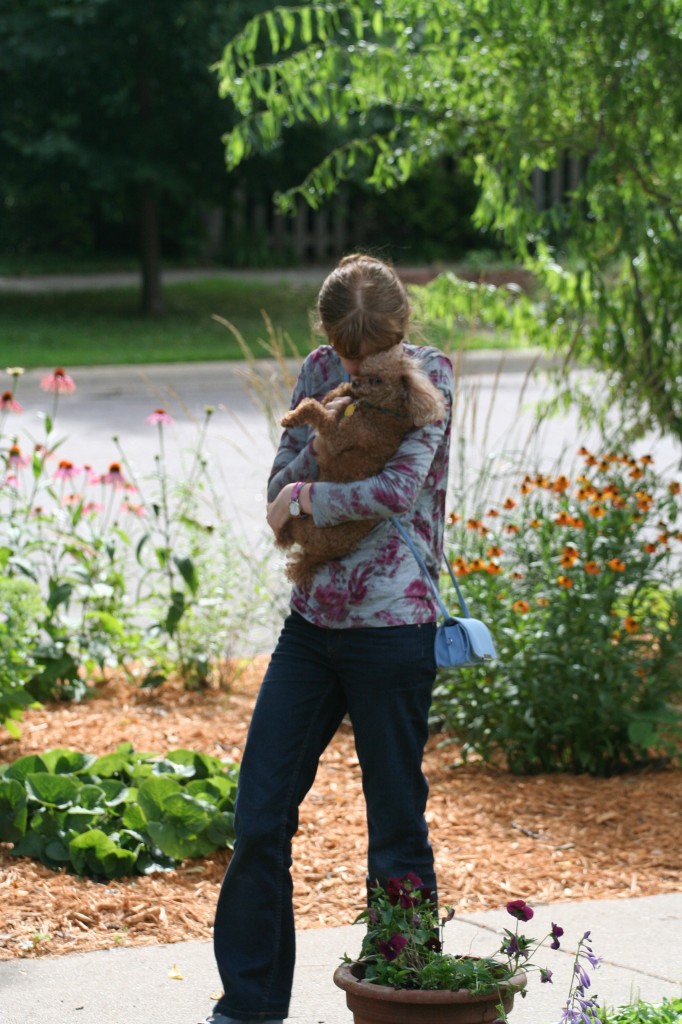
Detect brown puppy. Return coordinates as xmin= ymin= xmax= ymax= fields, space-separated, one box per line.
xmin=276 ymin=345 xmax=446 ymax=586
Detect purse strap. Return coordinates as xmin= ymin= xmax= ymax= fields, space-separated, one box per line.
xmin=390 ymin=517 xmax=471 ymax=620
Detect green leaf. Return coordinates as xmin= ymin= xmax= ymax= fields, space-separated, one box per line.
xmin=25 ymin=773 xmax=80 ymax=808
xmin=47 ymin=580 xmax=72 ymax=612
xmin=5 ymin=755 xmax=48 ymax=783
xmin=164 ymin=591 xmax=186 ymax=634
xmin=40 ymin=749 xmax=95 ymax=775
xmin=0 ymin=779 xmax=28 ymax=841
xmin=84 ymin=610 xmax=124 ymax=636
xmin=166 ymin=749 xmax=223 ymax=780
xmin=69 ymin=829 xmax=137 ymax=879
xmin=173 ymin=556 xmax=199 ymax=595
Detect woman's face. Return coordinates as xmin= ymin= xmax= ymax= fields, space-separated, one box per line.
xmin=338 ymin=354 xmax=364 ymax=378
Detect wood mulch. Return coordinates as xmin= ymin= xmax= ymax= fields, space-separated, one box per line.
xmin=1 ymin=657 xmax=680 ymax=961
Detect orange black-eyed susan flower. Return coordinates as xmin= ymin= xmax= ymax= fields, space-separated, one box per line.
xmin=639 ymin=454 xmax=654 ymax=465
xmin=642 ymin=542 xmax=657 ymax=554
xmin=469 ymin=558 xmax=487 ymax=572
xmin=557 ymin=575 xmax=574 ymax=588
xmin=559 ymin=547 xmax=579 ymax=568
xmin=584 ymin=561 xmax=600 ymax=575
xmin=503 ymin=497 xmax=518 ymax=509
xmin=623 ymin=616 xmax=639 ymax=633
xmin=504 ymin=524 xmax=519 ymax=535
xmin=628 ymin=466 xmax=644 ymax=480
xmin=512 ymin=600 xmax=531 ymax=614
xmin=447 ymin=512 xmax=461 ymax=524
xmin=668 ymin=481 xmax=681 ymax=496
xmin=608 ymin=558 xmax=626 ymax=572
xmin=487 ymin=546 xmax=504 ymax=558
xmin=576 ymin=486 xmax=597 ymax=501
xmin=555 ymin=511 xmax=574 ymax=526
xmin=588 ymin=503 xmax=605 ymax=518
xmin=485 ymin=562 xmax=502 ymax=575
xmin=512 ymin=571 xmax=525 ymax=580
xmin=577 ymin=446 xmax=592 ymax=457
xmin=520 ymin=481 xmax=534 ymax=495
xmin=536 ymin=597 xmax=550 ymax=607
xmin=529 ymin=518 xmax=542 ymax=529
xmin=486 ymin=508 xmax=500 ymax=518
xmin=552 ymin=475 xmax=570 ymax=493
xmin=466 ymin=518 xmax=483 ymax=531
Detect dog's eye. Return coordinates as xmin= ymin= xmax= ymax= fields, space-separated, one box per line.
xmin=368 ymin=376 xmax=383 ymax=386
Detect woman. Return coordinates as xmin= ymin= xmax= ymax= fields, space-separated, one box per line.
xmin=199 ymin=254 xmax=453 ymax=1024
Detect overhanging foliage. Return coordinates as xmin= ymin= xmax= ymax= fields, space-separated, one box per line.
xmin=216 ymin=0 xmax=682 ymax=439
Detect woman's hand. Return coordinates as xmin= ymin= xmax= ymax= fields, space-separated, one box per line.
xmin=266 ymin=482 xmax=312 ymax=535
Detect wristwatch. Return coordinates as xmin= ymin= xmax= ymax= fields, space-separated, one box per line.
xmin=288 ymin=481 xmax=308 ymax=518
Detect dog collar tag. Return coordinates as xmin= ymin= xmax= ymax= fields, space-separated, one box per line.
xmin=344 ymin=403 xmax=356 ymax=417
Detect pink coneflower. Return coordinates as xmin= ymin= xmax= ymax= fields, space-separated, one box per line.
xmin=0 ymin=391 xmax=22 ymax=413
xmin=83 ymin=501 xmax=103 ymax=514
xmin=83 ymin=465 xmax=102 ymax=485
xmin=40 ymin=367 xmax=76 ymax=393
xmin=62 ymin=493 xmax=83 ymax=506
xmin=145 ymin=408 xmax=174 ymax=425
xmin=53 ymin=459 xmax=81 ymax=480
xmin=8 ymin=443 xmax=29 ymax=468
xmin=102 ymin=462 xmax=127 ymax=487
xmin=2 ymin=474 xmax=19 ymax=489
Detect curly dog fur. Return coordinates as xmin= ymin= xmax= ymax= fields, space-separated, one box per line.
xmin=275 ymin=345 xmax=446 ymax=586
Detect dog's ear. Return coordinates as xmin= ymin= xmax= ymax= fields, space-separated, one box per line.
xmin=403 ymin=365 xmax=446 ymax=426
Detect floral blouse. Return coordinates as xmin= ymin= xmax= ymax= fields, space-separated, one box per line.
xmin=268 ymin=343 xmax=454 ymax=628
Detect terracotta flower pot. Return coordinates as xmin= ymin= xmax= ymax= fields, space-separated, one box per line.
xmin=333 ymin=961 xmax=527 ymax=1024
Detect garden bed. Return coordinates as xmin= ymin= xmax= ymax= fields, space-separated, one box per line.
xmin=1 ymin=657 xmax=680 ymax=960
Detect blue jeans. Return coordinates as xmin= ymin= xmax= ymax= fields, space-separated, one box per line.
xmin=212 ymin=611 xmax=437 ymax=1021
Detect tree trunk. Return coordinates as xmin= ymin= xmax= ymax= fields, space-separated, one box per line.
xmin=139 ymin=182 xmax=165 ymax=316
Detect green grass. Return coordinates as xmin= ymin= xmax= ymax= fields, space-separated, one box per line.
xmin=1 ymin=275 xmax=509 ymax=369
xmin=2 ymin=278 xmax=322 ymax=368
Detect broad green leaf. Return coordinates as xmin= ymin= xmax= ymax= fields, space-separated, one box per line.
xmin=136 ymin=775 xmax=181 ymax=820
xmin=89 ymin=752 xmax=131 ymax=778
xmin=25 ymin=773 xmax=79 ymax=809
xmin=84 ymin=610 xmax=124 ymax=636
xmin=40 ymin=749 xmax=95 ymax=775
xmin=69 ymin=829 xmax=137 ymax=879
xmin=5 ymin=755 xmax=48 ymax=783
xmin=173 ymin=556 xmax=199 ymax=595
xmin=0 ymin=779 xmax=28 ymax=841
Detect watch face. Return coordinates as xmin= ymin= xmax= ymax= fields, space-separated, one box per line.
xmin=289 ymin=499 xmax=301 ymax=517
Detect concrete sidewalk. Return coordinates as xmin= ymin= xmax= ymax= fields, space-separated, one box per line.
xmin=1 ymin=894 xmax=680 ymax=1024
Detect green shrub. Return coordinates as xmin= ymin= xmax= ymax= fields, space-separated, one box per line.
xmin=601 ymin=998 xmax=682 ymax=1024
xmin=0 ymin=743 xmax=238 ymax=878
xmin=0 ymin=576 xmax=47 ymax=737
xmin=433 ymin=447 xmax=682 ymax=775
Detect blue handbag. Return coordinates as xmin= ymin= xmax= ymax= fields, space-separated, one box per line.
xmin=391 ymin=518 xmax=497 ymax=670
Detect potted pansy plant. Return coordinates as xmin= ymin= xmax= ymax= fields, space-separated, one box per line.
xmin=333 ymin=873 xmax=601 ymax=1024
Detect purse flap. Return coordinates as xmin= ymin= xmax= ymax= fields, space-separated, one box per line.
xmin=452 ymin=616 xmax=497 ymax=659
